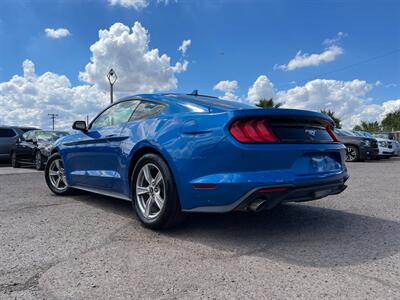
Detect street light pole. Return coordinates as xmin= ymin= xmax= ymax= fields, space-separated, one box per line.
xmin=107 ymin=69 xmax=118 ymax=104
xmin=48 ymin=113 xmax=58 ymax=130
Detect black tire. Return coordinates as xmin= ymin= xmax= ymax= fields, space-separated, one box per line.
xmin=131 ymin=153 xmax=184 ymax=230
xmin=345 ymin=145 xmax=359 ymax=162
xmin=11 ymin=151 xmax=20 ymax=168
xmin=45 ymin=153 xmax=74 ymax=195
xmin=35 ymin=151 xmax=44 ymax=170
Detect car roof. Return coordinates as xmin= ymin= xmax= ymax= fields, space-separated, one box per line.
xmin=0 ymin=126 xmax=38 ymax=129
xmin=118 ymin=93 xmax=255 ymax=112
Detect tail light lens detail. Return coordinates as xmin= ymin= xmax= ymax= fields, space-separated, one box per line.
xmin=326 ymin=126 xmax=339 ymax=142
xmin=230 ymin=119 xmax=278 ymax=143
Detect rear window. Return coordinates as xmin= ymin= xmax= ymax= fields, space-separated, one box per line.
xmin=0 ymin=128 xmax=16 ymax=138
xmin=130 ymin=102 xmax=164 ymax=121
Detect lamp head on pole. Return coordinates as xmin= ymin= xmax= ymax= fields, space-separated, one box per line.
xmin=107 ymin=68 xmax=117 ymax=85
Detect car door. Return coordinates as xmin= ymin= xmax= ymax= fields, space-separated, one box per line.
xmin=16 ymin=131 xmax=36 ymax=162
xmin=112 ymin=100 xmax=166 ymax=195
xmin=0 ymin=128 xmax=18 ymax=159
xmin=64 ymin=100 xmax=140 ymax=190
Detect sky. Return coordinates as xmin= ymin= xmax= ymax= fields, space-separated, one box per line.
xmin=0 ymin=0 xmax=399 ymax=130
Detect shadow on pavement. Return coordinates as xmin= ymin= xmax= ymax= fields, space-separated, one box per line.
xmin=69 ymin=192 xmax=400 ymax=269
xmin=168 ymin=205 xmax=400 ymax=268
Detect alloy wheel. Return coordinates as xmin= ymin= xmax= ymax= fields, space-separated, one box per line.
xmin=48 ymin=158 xmax=68 ymax=192
xmin=136 ymin=163 xmax=165 ymax=220
xmin=346 ymin=146 xmax=357 ymax=162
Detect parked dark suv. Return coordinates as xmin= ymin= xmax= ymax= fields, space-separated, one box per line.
xmin=334 ymin=128 xmax=379 ymax=162
xmin=0 ymin=126 xmax=39 ymax=162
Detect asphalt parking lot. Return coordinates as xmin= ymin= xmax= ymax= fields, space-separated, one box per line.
xmin=1 ymin=159 xmax=400 ymax=299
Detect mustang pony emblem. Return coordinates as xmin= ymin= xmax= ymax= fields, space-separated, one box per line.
xmin=305 ymin=128 xmax=317 ymax=137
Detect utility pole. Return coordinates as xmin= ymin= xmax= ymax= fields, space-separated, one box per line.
xmin=107 ymin=69 xmax=117 ymax=104
xmin=48 ymin=113 xmax=58 ymax=130
xmin=86 ymin=115 xmax=89 ymax=125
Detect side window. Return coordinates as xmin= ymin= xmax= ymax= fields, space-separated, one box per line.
xmin=24 ymin=131 xmax=35 ymax=141
xmin=22 ymin=132 xmax=30 ymax=140
xmin=130 ymin=102 xmax=164 ymax=121
xmin=91 ymin=100 xmax=139 ymax=129
xmin=0 ymin=128 xmax=16 ymax=138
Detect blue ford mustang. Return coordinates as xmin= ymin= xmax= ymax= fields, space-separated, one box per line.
xmin=45 ymin=93 xmax=349 ymax=229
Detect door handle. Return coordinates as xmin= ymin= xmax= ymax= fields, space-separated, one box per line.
xmin=105 ymin=134 xmax=117 ymax=138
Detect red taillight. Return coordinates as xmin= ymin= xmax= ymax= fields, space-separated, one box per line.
xmin=326 ymin=126 xmax=339 ymax=142
xmin=192 ymin=183 xmax=217 ymax=189
xmin=229 ymin=119 xmax=278 ymax=143
xmin=256 ymin=187 xmax=288 ymax=193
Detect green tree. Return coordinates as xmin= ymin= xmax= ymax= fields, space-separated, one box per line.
xmin=381 ymin=109 xmax=400 ymax=131
xmin=320 ymin=109 xmax=342 ymax=128
xmin=256 ymin=98 xmax=282 ymax=109
xmin=353 ymin=121 xmax=381 ymax=133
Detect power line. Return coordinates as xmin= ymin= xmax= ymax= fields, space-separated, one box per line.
xmin=48 ymin=113 xmax=58 ymax=130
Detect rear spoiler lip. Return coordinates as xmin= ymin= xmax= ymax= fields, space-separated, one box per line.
xmin=230 ymin=108 xmax=335 ymax=127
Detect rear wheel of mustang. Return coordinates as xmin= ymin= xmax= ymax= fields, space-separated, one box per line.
xmin=45 ymin=153 xmax=73 ymax=195
xmin=132 ymin=153 xmax=184 ymax=229
xmin=346 ymin=145 xmax=359 ymax=162
xmin=11 ymin=151 xmax=20 ymax=168
xmin=35 ymin=151 xmax=44 ymax=170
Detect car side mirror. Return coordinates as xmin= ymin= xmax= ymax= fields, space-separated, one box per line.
xmin=72 ymin=120 xmax=87 ymax=132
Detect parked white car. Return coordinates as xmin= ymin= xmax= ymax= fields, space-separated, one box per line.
xmin=392 ymin=140 xmax=400 ymax=156
xmin=375 ymin=137 xmax=395 ymax=158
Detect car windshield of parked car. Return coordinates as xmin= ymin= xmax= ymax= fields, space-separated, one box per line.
xmin=361 ymin=132 xmax=374 ymax=138
xmin=334 ymin=128 xmax=355 ymax=137
xmin=352 ymin=131 xmax=364 ymax=137
xmin=374 ymin=133 xmax=391 ymax=139
xmin=91 ymin=100 xmax=139 ymax=129
xmin=36 ymin=131 xmax=68 ymax=142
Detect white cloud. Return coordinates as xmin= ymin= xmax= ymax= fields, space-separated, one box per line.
xmin=275 ymin=45 xmax=343 ymax=71
xmin=45 ymin=28 xmax=71 ymax=39
xmin=212 ymin=76 xmax=399 ymax=129
xmin=213 ymin=80 xmax=239 ymax=100
xmin=108 ymin=0 xmax=148 ymax=9
xmin=108 ymin=0 xmax=176 ymax=9
xmin=323 ymin=32 xmax=347 ymax=46
xmin=79 ymin=21 xmax=188 ymax=93
xmin=247 ymin=75 xmax=275 ymax=103
xmin=275 ymin=79 xmax=399 ymax=128
xmin=0 ymin=60 xmax=107 ymax=129
xmin=178 ymin=39 xmax=191 ymax=55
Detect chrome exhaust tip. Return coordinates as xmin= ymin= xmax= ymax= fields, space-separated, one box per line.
xmin=248 ymin=198 xmax=267 ymax=212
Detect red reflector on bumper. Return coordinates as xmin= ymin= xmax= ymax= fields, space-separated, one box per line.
xmin=192 ymin=184 xmax=217 ymax=189
xmin=256 ymin=187 xmax=288 ymax=193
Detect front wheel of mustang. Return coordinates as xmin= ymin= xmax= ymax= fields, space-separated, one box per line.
xmin=45 ymin=153 xmax=73 ymax=195
xmin=132 ymin=153 xmax=184 ymax=229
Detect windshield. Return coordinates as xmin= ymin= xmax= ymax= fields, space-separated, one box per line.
xmin=374 ymin=133 xmax=391 ymax=139
xmin=360 ymin=131 xmax=373 ymax=138
xmin=334 ymin=128 xmax=355 ymax=137
xmin=352 ymin=131 xmax=364 ymax=137
xmin=36 ymin=131 xmax=68 ymax=142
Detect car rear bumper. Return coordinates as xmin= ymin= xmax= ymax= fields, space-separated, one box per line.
xmin=183 ymin=172 xmax=349 ymax=213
